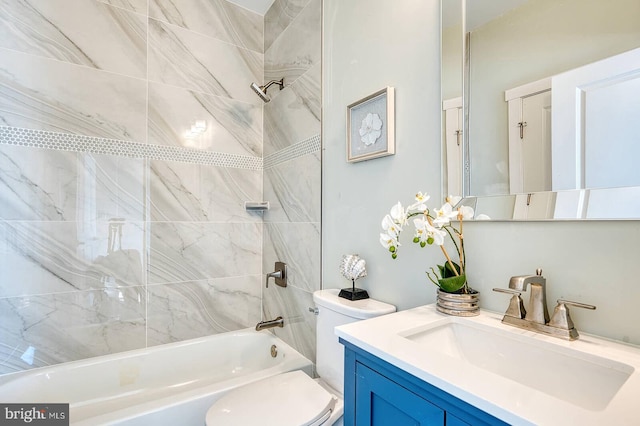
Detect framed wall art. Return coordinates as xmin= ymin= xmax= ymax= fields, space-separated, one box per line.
xmin=346 ymin=87 xmax=395 ymax=163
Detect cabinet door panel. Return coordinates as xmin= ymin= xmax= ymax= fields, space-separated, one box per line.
xmin=355 ymin=363 xmax=444 ymax=426
xmin=446 ymin=412 xmax=471 ymax=426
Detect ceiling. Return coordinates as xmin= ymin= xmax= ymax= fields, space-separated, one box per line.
xmin=227 ymin=0 xmax=276 ymax=15
xmin=443 ymin=0 xmax=529 ymax=31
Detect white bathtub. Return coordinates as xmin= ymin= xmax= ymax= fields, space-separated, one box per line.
xmin=0 ymin=329 xmax=312 ymax=425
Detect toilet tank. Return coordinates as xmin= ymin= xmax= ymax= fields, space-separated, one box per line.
xmin=313 ymin=289 xmax=395 ymax=394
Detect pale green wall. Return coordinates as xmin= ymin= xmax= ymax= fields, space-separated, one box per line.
xmin=322 ymin=0 xmax=442 ymax=310
xmin=441 ymin=22 xmax=463 ymax=101
xmin=322 ymin=0 xmax=640 ymax=346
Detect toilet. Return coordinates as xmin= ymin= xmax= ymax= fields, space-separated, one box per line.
xmin=205 ymin=289 xmax=395 ymax=426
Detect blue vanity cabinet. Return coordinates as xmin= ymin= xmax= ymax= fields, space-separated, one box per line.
xmin=341 ymin=339 xmax=508 ymax=426
xmin=355 ymin=363 xmax=445 ymax=424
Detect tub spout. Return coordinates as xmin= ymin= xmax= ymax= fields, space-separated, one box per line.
xmin=255 ymin=316 xmax=284 ymax=331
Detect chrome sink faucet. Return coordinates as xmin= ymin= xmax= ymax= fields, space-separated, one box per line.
xmin=494 ymin=268 xmax=596 ymax=340
xmin=508 ymin=268 xmax=549 ymax=325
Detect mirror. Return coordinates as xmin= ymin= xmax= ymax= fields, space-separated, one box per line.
xmin=442 ymin=0 xmax=640 ymax=220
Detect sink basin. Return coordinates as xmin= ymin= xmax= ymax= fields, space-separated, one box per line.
xmin=400 ymin=318 xmax=634 ymax=411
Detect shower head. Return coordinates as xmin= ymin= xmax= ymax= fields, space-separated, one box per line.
xmin=250 ymin=82 xmax=270 ymax=102
xmin=249 ymin=78 xmax=284 ymax=103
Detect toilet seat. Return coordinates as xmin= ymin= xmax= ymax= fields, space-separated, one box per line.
xmin=205 ymin=370 xmax=337 ymax=426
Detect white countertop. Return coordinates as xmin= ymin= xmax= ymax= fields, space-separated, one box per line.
xmin=335 ymin=304 xmax=640 ymax=425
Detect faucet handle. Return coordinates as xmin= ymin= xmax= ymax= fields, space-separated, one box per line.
xmin=265 ymin=270 xmax=281 ymax=288
xmin=549 ymin=299 xmax=596 ymax=333
xmin=493 ymin=288 xmax=526 ymax=319
xmin=265 ymin=261 xmax=287 ymax=288
xmin=493 ymin=288 xmax=521 ymax=295
xmin=558 ymin=299 xmax=596 ymax=311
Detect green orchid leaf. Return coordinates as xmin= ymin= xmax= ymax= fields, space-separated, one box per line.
xmin=438 ymin=274 xmax=467 ymax=293
xmin=441 ymin=261 xmax=462 ymax=278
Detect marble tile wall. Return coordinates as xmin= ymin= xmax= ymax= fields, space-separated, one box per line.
xmin=0 ymin=0 xmax=264 ymax=374
xmin=262 ymin=0 xmax=322 ymax=363
xmin=264 ymin=0 xmax=321 ymax=90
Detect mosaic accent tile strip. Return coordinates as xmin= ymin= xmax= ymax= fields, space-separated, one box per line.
xmin=0 ymin=126 xmax=262 ymax=170
xmin=0 ymin=127 xmax=319 ymax=170
xmin=263 ymin=134 xmax=321 ymax=169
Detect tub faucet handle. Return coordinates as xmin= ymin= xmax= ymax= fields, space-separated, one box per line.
xmin=266 ymin=261 xmax=287 ymax=288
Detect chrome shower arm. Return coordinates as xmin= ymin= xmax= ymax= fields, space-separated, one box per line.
xmin=249 ymin=78 xmax=284 ymax=103
xmin=261 ymin=78 xmax=284 ymax=92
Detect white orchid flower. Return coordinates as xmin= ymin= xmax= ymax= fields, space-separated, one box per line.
xmin=412 ymin=217 xmax=429 ymax=242
xmin=415 ymin=192 xmax=430 ymax=203
xmin=419 ymin=220 xmax=447 ymax=245
xmin=381 ymin=214 xmax=402 ymax=237
xmin=475 ymin=213 xmax=491 ymax=220
xmin=379 ymin=191 xmax=472 ymax=285
xmin=446 ymin=195 xmax=462 ymax=206
xmin=459 ymin=205 xmax=475 ymax=220
xmin=427 ymin=222 xmax=446 ymax=245
xmin=407 ymin=191 xmax=430 ymax=212
xmin=379 ymin=232 xmax=399 ymax=249
xmin=389 ymin=202 xmax=407 ymax=225
xmin=413 ymin=217 xmax=446 ymax=246
xmin=433 ymin=202 xmax=458 ymax=227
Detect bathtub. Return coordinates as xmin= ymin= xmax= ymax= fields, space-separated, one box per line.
xmin=0 ymin=329 xmax=312 ymax=425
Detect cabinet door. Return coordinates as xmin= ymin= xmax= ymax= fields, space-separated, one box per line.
xmin=446 ymin=412 xmax=471 ymax=426
xmin=355 ymin=363 xmax=445 ymax=426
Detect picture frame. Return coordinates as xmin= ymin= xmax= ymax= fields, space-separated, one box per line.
xmin=346 ymin=87 xmax=395 ymax=163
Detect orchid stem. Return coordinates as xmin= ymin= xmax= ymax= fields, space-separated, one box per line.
xmin=458 ymin=208 xmax=465 ymax=271
xmin=427 ymin=268 xmax=440 ymax=287
xmin=457 ymin=208 xmax=468 ymax=293
xmin=426 ymin=214 xmax=459 ymax=277
xmin=440 ymin=246 xmax=459 ymax=276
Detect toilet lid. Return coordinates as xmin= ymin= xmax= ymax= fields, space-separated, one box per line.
xmin=206 ymin=371 xmax=336 ymax=426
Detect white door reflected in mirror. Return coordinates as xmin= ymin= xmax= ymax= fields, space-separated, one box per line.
xmin=553 ymin=48 xmax=640 ymax=191
xmin=506 ymin=79 xmax=552 ymax=194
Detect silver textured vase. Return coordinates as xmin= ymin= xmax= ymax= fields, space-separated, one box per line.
xmin=436 ymin=288 xmax=480 ymax=316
